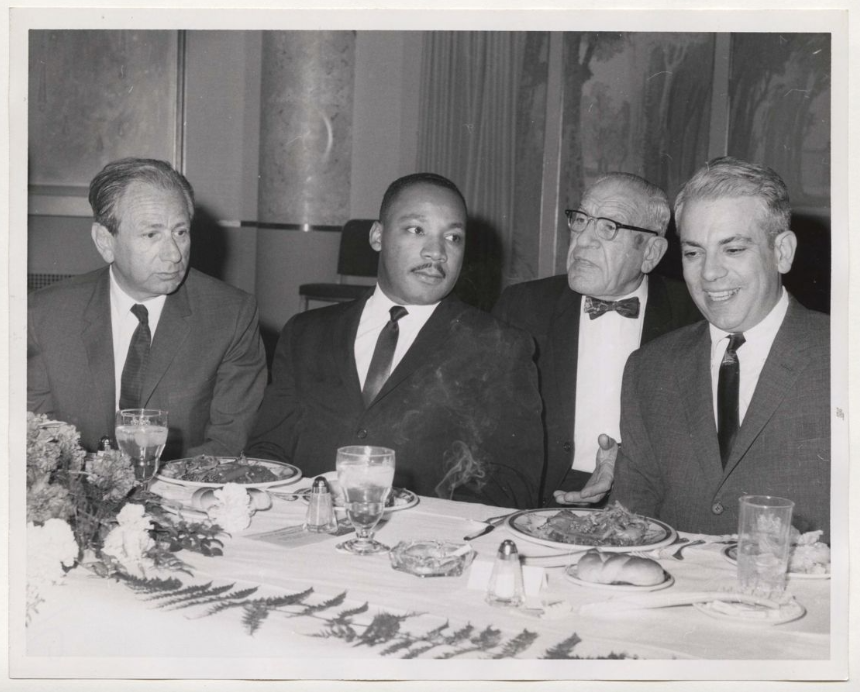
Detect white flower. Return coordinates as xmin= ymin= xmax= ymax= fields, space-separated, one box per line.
xmin=101 ymin=503 xmax=155 ymax=577
xmin=27 ymin=519 xmax=78 ymax=623
xmin=206 ymin=483 xmax=254 ymax=534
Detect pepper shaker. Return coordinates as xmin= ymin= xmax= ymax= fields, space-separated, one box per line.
xmin=486 ymin=539 xmax=525 ymax=607
xmin=304 ymin=477 xmax=338 ymax=533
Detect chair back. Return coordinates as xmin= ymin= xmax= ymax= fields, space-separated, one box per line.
xmin=337 ymin=219 xmax=379 ymax=278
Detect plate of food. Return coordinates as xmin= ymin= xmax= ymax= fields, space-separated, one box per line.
xmin=506 ymin=502 xmax=677 ymax=552
xmin=296 ymin=481 xmax=419 ymax=513
xmin=564 ymin=550 xmax=674 ymax=592
xmin=722 ymin=530 xmax=831 ymax=579
xmin=693 ymin=599 xmax=806 ymax=626
xmin=157 ymin=454 xmax=302 ymax=489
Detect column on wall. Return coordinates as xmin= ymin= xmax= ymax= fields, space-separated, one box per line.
xmin=254 ymin=31 xmax=356 ymax=348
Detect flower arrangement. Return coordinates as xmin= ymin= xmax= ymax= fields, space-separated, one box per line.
xmin=25 ymin=413 xmax=226 ymax=620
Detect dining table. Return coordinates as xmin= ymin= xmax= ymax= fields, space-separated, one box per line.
xmin=18 ymin=477 xmax=838 ymax=682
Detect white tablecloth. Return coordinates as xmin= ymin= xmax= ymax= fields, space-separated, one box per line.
xmin=18 ymin=488 xmax=835 ymax=680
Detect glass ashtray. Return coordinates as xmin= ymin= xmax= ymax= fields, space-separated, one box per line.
xmin=389 ymin=540 xmax=475 ymax=578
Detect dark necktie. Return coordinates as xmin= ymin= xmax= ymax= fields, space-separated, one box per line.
xmin=717 ymin=332 xmax=746 ymax=468
xmin=362 ymin=305 xmax=408 ymax=406
xmin=584 ymin=296 xmax=640 ymax=319
xmin=119 ymin=304 xmax=152 ymax=410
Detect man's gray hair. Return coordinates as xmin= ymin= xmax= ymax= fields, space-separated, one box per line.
xmin=674 ymin=156 xmax=790 ymax=241
xmin=590 ymin=172 xmax=671 ymax=237
xmin=89 ymin=158 xmax=195 ymax=235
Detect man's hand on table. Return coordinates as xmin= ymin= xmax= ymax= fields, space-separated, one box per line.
xmin=553 ymin=433 xmax=617 ymax=505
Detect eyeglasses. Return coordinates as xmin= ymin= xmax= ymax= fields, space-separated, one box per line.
xmin=564 ymin=209 xmax=659 ymax=241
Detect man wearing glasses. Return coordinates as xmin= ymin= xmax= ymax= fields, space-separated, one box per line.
xmin=493 ymin=173 xmax=700 ymax=507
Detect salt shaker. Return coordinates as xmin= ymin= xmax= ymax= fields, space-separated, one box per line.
xmin=486 ymin=539 xmax=524 ymax=607
xmin=304 ymin=477 xmax=338 ymax=533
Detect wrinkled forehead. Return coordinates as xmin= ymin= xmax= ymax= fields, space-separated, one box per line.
xmin=581 ymin=179 xmax=649 ymax=222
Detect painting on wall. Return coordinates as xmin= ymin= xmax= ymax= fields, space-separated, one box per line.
xmin=28 ymin=30 xmax=181 ymax=196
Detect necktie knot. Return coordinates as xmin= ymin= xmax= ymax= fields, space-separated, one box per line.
xmin=131 ymin=303 xmax=149 ymax=325
xmin=389 ymin=305 xmax=408 ymax=323
xmin=722 ymin=332 xmax=746 ymax=365
xmin=584 ymin=295 xmax=640 ymax=319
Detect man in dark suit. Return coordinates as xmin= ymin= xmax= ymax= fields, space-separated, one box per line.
xmin=493 ymin=173 xmax=701 ymax=507
xmin=246 ymin=173 xmax=543 ymax=508
xmin=610 ymin=157 xmax=830 ymax=539
xmin=28 ymin=158 xmax=268 ymax=460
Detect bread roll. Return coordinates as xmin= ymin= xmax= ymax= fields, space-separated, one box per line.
xmin=575 ymin=549 xmax=665 ymax=586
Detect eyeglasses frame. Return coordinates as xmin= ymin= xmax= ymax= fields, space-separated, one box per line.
xmin=564 ymin=208 xmax=660 ymax=241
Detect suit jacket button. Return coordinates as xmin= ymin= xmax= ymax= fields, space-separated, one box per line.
xmin=712 ymin=501 xmax=724 ymax=515
xmin=563 ymin=442 xmax=572 ymax=452
xmin=356 ymin=429 xmax=367 ymax=439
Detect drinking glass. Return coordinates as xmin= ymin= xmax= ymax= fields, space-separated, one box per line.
xmin=335 ymin=446 xmax=395 ymax=555
xmin=115 ymin=409 xmax=169 ymax=484
xmin=737 ymin=495 xmax=794 ymax=598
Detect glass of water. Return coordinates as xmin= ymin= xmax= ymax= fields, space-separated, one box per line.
xmin=737 ymin=495 xmax=794 ymax=598
xmin=115 ymin=409 xmax=169 ymax=484
xmin=335 ymin=446 xmax=395 ymax=555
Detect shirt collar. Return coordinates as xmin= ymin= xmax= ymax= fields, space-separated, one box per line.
xmin=708 ymin=286 xmax=789 ymax=347
xmin=368 ymin=284 xmax=440 ymax=321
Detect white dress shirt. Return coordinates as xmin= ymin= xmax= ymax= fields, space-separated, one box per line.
xmin=709 ymin=287 xmax=789 ymax=426
xmin=572 ymin=276 xmax=649 ymax=473
xmin=109 ymin=267 xmax=167 ymax=411
xmin=354 ymin=285 xmax=440 ymax=389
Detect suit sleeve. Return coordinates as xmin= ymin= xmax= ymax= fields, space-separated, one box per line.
xmin=188 ymin=296 xmax=268 ymax=457
xmin=27 ymin=302 xmax=56 ymax=417
xmin=609 ymin=351 xmax=665 ymax=516
xmin=459 ymin=326 xmax=544 ymax=510
xmin=244 ymin=316 xmax=301 ymax=462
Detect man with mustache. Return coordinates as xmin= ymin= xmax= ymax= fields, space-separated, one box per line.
xmin=608 ymin=157 xmax=830 ymax=538
xmin=28 ymin=158 xmax=268 ymax=459
xmin=247 ymin=173 xmax=543 ymax=507
xmin=493 ymin=173 xmax=701 ymax=506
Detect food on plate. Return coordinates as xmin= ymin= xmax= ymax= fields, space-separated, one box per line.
xmin=535 ymin=502 xmax=651 ymax=546
xmin=160 ymin=454 xmax=284 ymax=484
xmin=788 ymin=530 xmax=830 ymax=575
xmin=575 ymin=549 xmax=665 ymax=586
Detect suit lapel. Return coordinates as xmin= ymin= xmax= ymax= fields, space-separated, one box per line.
xmin=140 ymin=285 xmax=192 ymax=406
xmin=544 ymin=288 xmax=582 ymax=490
xmin=335 ymin=298 xmax=367 ymax=410
xmin=81 ymin=269 xmax=117 ymax=429
xmin=722 ymin=300 xmax=810 ymax=477
xmin=370 ymin=297 xmax=459 ymax=406
xmin=676 ymin=324 xmax=724 ymax=487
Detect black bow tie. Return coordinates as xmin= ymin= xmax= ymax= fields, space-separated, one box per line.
xmin=584 ymin=296 xmax=641 ymax=319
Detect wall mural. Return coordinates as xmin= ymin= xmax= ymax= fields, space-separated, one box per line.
xmin=28 ymin=30 xmax=179 ymax=190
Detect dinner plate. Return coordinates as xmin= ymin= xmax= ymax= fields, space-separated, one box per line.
xmin=722 ymin=544 xmax=831 ymax=580
xmin=296 ymin=484 xmax=420 ymax=513
xmin=157 ymin=457 xmax=302 ymax=489
xmin=506 ymin=508 xmax=677 ymax=553
xmin=564 ymin=565 xmax=675 ymax=592
xmin=693 ymin=599 xmax=805 ymax=626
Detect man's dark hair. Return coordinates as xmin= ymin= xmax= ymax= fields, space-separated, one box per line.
xmin=88 ymin=157 xmax=195 ymax=235
xmin=378 ymin=172 xmax=467 ymax=223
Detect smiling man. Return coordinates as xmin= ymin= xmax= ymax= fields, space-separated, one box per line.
xmin=28 ymin=158 xmax=268 ymax=459
xmin=246 ymin=173 xmax=543 ymax=507
xmin=493 ymin=173 xmax=701 ymax=506
xmin=609 ymin=157 xmax=830 ymax=539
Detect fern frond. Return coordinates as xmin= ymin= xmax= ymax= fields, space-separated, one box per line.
xmin=541 ymin=632 xmax=583 ymax=659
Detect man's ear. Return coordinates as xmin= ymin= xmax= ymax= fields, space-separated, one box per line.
xmin=774 ymin=230 xmax=797 ymax=274
xmin=91 ymin=223 xmax=115 ymax=264
xmin=369 ymin=221 xmax=383 ymax=252
xmin=640 ymin=235 xmax=668 ymax=274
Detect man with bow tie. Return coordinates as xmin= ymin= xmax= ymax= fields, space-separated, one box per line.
xmin=493 ymin=173 xmax=701 ymax=507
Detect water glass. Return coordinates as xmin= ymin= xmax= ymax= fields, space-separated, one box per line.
xmin=335 ymin=446 xmax=395 ymax=555
xmin=115 ymin=409 xmax=169 ymax=484
xmin=737 ymin=495 xmax=794 ymax=598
